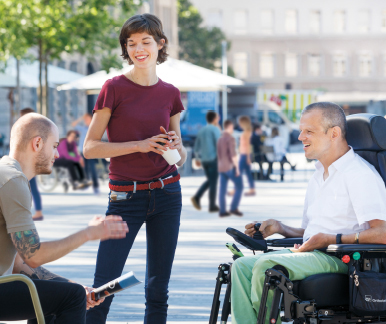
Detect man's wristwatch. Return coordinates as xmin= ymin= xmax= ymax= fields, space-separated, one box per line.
xmin=336 ymin=233 xmax=343 ymax=244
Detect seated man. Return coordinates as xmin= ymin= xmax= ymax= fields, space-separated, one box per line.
xmin=0 ymin=113 xmax=129 ymax=323
xmin=231 ymin=102 xmax=386 ymax=324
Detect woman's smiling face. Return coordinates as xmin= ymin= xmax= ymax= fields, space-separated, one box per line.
xmin=126 ymin=32 xmax=165 ymax=69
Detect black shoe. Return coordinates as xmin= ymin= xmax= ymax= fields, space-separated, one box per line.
xmin=230 ymin=209 xmax=243 ymax=217
xmin=219 ymin=212 xmax=231 ymax=217
xmin=191 ymin=196 xmax=201 ymax=210
xmin=209 ymin=206 xmax=220 ymax=212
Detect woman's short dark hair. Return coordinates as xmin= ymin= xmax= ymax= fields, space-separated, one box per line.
xmin=119 ymin=14 xmax=168 ymax=65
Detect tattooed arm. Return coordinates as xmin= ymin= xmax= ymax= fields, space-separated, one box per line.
xmin=9 ymin=215 xmax=128 ymax=268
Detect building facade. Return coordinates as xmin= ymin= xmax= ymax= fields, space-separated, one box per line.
xmin=189 ymin=0 xmax=386 ymax=93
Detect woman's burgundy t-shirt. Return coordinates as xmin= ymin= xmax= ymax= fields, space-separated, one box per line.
xmin=93 ymin=75 xmax=184 ymax=182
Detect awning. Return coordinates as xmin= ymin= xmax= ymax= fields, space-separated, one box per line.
xmin=0 ymin=59 xmax=85 ymax=88
xmin=57 ymin=58 xmax=243 ymax=93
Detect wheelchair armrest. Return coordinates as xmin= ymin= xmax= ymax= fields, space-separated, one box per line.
xmin=266 ymin=237 xmax=303 ymax=248
xmin=327 ymin=244 xmax=386 ymax=253
xmin=226 ymin=227 xmax=267 ymax=251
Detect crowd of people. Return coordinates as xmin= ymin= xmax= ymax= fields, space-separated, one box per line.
xmin=192 ymin=111 xmax=294 ymax=216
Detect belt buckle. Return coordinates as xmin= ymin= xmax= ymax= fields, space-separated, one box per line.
xmin=148 ymin=181 xmax=155 ymax=190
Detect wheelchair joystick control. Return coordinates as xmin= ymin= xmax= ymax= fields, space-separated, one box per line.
xmin=253 ymin=223 xmax=264 ymax=241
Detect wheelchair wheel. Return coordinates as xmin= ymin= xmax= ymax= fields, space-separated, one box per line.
xmin=36 ymin=169 xmax=58 ymax=192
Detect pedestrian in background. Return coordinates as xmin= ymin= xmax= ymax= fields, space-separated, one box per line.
xmin=191 ymin=111 xmax=221 ymax=212
xmin=265 ymin=126 xmax=288 ymax=181
xmin=72 ymin=113 xmax=100 ymax=194
xmin=217 ymin=120 xmax=243 ymax=217
xmin=251 ymin=123 xmax=265 ymax=180
xmin=20 ymin=108 xmax=43 ymax=221
xmin=238 ymin=116 xmax=256 ymax=196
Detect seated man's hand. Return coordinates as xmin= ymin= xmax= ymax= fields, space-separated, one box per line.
xmin=245 ymin=219 xmax=282 ymax=238
xmin=291 ymin=233 xmax=335 ymax=253
xmin=87 ymin=215 xmax=129 ymax=241
xmin=83 ymin=286 xmax=105 ymax=310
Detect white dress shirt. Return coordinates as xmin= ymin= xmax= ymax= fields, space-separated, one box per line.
xmin=302 ymin=147 xmax=386 ymax=241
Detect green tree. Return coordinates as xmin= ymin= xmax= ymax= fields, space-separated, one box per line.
xmin=0 ymin=0 xmax=139 ymax=116
xmin=177 ymin=0 xmax=229 ymax=71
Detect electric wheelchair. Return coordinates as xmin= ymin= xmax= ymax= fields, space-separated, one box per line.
xmin=209 ymin=113 xmax=386 ymax=324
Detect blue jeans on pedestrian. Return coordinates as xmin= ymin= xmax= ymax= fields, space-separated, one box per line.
xmin=239 ymin=154 xmax=255 ymax=189
xmin=194 ymin=159 xmax=218 ymax=209
xmin=219 ymin=168 xmax=243 ymax=213
xmin=29 ymin=177 xmax=42 ymax=211
xmin=86 ymin=171 xmax=182 ymax=324
xmin=82 ymin=154 xmax=99 ymax=189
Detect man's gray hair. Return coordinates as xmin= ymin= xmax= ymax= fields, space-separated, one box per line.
xmin=302 ymin=102 xmax=347 ymax=139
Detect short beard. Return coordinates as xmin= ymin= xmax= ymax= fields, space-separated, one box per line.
xmin=35 ymin=150 xmax=52 ymax=175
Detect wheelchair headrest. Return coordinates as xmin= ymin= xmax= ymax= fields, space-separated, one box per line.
xmin=346 ymin=114 xmax=386 ymax=151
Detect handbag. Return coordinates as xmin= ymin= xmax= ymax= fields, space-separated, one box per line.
xmin=349 ymin=262 xmax=386 ymax=316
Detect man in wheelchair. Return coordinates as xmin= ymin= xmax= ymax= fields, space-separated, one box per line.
xmin=224 ymin=103 xmax=386 ymax=324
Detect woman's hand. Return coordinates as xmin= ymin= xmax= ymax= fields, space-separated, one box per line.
xmin=137 ymin=134 xmax=170 ymax=155
xmin=160 ymin=126 xmax=182 ymax=151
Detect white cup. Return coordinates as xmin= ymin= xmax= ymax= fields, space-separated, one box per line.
xmin=162 ymin=145 xmax=181 ymax=165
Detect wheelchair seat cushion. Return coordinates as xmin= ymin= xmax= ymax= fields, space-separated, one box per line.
xmin=292 ymin=273 xmax=349 ymax=307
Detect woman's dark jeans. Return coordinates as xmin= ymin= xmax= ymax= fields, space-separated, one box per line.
xmin=239 ymin=154 xmax=255 ymax=189
xmin=86 ymin=172 xmax=182 ymax=324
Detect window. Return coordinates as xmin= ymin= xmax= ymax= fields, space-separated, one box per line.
xmin=268 ymin=112 xmax=284 ymax=124
xmin=359 ymin=53 xmax=372 ymax=77
xmin=308 ymin=54 xmax=321 ymax=76
xmin=382 ymin=10 xmax=386 ymax=32
xmin=285 ymin=10 xmax=298 ymax=34
xmin=334 ymin=11 xmax=346 ymax=33
xmin=358 ymin=10 xmax=370 ymax=33
xmin=285 ymin=53 xmax=298 ymax=77
xmin=57 ymin=61 xmax=66 ymax=69
xmin=234 ymin=10 xmax=248 ymax=34
xmin=69 ymin=61 xmax=78 ymax=73
xmin=333 ymin=54 xmax=347 ymax=77
xmin=207 ymin=9 xmax=222 ymax=29
xmin=261 ymin=9 xmax=274 ymax=34
xmin=310 ymin=10 xmax=321 ymax=33
xmin=234 ymin=52 xmax=248 ymax=79
xmin=260 ymin=53 xmax=274 ymax=78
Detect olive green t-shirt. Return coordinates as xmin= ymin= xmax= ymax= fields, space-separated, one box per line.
xmin=0 ymin=156 xmax=35 ymax=276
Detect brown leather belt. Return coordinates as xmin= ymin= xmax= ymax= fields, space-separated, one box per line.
xmin=109 ymin=174 xmax=180 ymax=192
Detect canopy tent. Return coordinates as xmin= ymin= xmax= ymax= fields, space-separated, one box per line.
xmin=0 ymin=59 xmax=85 ymax=88
xmin=57 ymin=58 xmax=243 ymax=93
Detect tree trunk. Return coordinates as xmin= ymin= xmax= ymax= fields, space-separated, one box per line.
xmin=16 ymin=58 xmax=21 ymax=116
xmin=44 ymin=54 xmax=49 ymax=118
xmin=38 ymin=39 xmax=43 ymax=114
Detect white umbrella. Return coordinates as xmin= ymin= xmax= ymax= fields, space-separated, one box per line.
xmin=57 ymin=58 xmax=243 ymax=92
xmin=0 ymin=60 xmax=85 ymax=88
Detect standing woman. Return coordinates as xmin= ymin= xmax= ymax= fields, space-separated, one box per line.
xmin=238 ymin=116 xmax=256 ymax=196
xmin=84 ymin=14 xmax=186 ymax=324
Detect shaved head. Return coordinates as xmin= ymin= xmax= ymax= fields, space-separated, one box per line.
xmin=11 ymin=113 xmax=56 ymax=152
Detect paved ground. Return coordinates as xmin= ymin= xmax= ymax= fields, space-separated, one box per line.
xmin=2 ymin=153 xmax=315 ymax=324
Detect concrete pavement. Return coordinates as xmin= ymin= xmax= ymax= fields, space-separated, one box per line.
xmin=2 ymin=153 xmax=315 ymax=323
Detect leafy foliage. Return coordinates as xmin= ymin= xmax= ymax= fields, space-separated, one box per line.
xmin=0 ymin=0 xmax=139 ymax=71
xmin=177 ymin=0 xmax=229 ymax=71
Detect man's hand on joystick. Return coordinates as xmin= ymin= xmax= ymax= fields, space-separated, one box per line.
xmin=253 ymin=223 xmax=264 ymax=240
xmin=245 ymin=219 xmax=282 ymax=239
